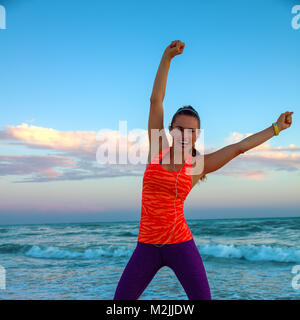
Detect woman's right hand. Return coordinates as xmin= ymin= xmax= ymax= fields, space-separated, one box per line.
xmin=163 ymin=40 xmax=185 ymax=60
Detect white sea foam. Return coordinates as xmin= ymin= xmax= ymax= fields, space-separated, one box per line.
xmin=23 ymin=242 xmax=300 ymax=263
xmin=198 ymin=243 xmax=300 ymax=263
xmin=24 ymin=245 xmax=130 ymax=259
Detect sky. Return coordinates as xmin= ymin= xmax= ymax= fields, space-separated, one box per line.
xmin=0 ymin=0 xmax=299 ymax=224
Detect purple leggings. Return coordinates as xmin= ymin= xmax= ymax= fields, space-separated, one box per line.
xmin=113 ymin=238 xmax=211 ymax=300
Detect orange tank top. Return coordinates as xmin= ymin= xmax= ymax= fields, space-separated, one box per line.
xmin=138 ymin=146 xmax=194 ymax=244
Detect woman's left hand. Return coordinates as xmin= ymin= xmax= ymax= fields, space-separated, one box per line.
xmin=276 ymin=111 xmax=294 ymax=132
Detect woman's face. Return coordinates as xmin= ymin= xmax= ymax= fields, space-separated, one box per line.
xmin=169 ymin=114 xmax=200 ymax=151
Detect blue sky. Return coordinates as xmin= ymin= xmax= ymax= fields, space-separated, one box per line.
xmin=0 ymin=0 xmax=299 ymax=224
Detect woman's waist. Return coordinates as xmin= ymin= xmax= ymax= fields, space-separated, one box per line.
xmin=141 ymin=202 xmax=184 ymax=215
xmin=138 ymin=213 xmax=193 ymax=243
xmin=140 ymin=207 xmax=186 ymax=223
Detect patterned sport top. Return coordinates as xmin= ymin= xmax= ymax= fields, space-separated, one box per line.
xmin=138 ymin=146 xmax=194 ymax=244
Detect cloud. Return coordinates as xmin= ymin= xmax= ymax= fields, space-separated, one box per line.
xmin=214 ymin=169 xmax=270 ymax=180
xmin=0 ymin=153 xmax=144 ymax=183
xmin=216 ymin=131 xmax=300 ymax=179
xmin=0 ymin=122 xmax=150 ymax=182
xmin=0 ymin=154 xmax=77 ymax=179
xmin=0 ymin=123 xmax=98 ymax=156
xmin=224 ymin=131 xmax=253 ymax=145
xmin=0 ymin=124 xmax=299 ymax=182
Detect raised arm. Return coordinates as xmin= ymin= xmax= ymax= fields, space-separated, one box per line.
xmin=238 ymin=111 xmax=293 ymax=154
xmin=196 ymin=111 xmax=294 ymax=178
xmin=147 ymin=40 xmax=185 ymax=164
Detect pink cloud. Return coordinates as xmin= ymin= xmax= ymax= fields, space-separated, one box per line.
xmin=1 ymin=122 xmax=98 ymax=154
xmin=0 ymin=154 xmax=77 ymax=176
xmin=39 ymin=168 xmax=63 ymax=178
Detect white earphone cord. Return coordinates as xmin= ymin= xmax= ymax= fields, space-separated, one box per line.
xmin=153 ymin=160 xmax=181 ymax=248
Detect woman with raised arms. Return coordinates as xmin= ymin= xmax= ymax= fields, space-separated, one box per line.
xmin=113 ymin=40 xmax=294 ymax=300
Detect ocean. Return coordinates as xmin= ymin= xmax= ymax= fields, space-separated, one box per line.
xmin=0 ymin=217 xmax=299 ymax=300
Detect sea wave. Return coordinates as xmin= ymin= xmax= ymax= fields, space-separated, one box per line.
xmin=116 ymin=231 xmax=138 ymax=237
xmin=1 ymin=240 xmax=300 ymax=263
xmin=24 ymin=245 xmax=131 ymax=259
xmin=0 ymin=242 xmax=131 ymax=259
xmin=198 ymin=243 xmax=300 ymax=263
xmin=191 ymin=219 xmax=300 ymax=237
xmin=192 ymin=225 xmax=264 ymax=236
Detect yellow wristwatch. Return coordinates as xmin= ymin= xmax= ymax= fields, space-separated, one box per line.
xmin=272 ymin=122 xmax=279 ymax=136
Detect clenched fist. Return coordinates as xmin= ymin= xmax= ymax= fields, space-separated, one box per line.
xmin=276 ymin=111 xmax=294 ymax=132
xmin=163 ymin=40 xmax=185 ymax=60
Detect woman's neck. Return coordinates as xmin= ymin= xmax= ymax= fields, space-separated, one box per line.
xmin=170 ymin=145 xmax=191 ymax=164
